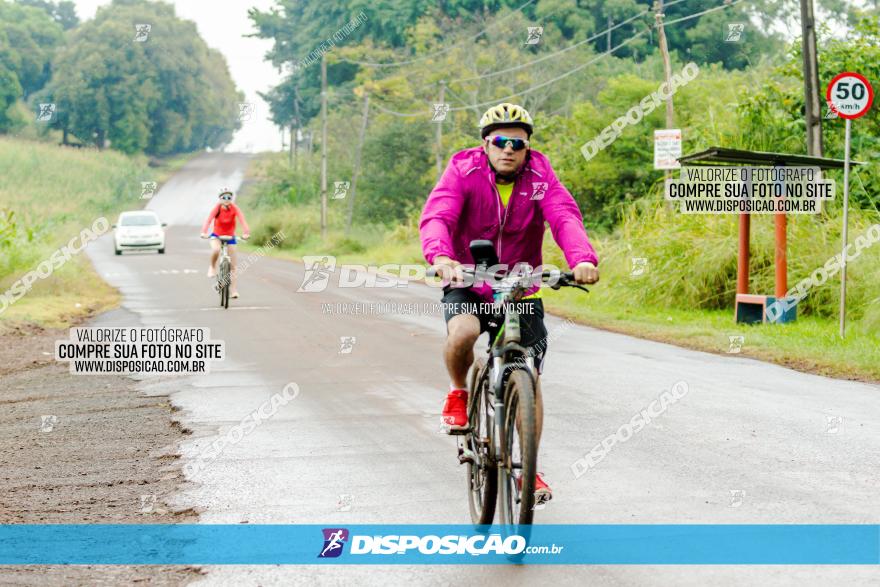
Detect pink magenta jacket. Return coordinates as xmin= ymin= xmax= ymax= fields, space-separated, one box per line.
xmin=420 ymin=147 xmax=598 ymax=299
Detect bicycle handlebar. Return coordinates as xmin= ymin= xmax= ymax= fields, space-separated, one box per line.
xmin=200 ymin=234 xmax=249 ymax=241
xmin=452 ymin=266 xmax=589 ymax=293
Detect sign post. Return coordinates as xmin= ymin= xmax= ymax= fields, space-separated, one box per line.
xmin=825 ymin=72 xmax=874 ymax=338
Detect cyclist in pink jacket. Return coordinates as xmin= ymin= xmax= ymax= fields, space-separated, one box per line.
xmin=420 ymin=103 xmax=599 ymax=503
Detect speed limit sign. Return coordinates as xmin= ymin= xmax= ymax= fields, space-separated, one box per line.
xmin=826 ymin=72 xmax=874 ymax=119
xmin=826 ymin=72 xmax=873 ymax=339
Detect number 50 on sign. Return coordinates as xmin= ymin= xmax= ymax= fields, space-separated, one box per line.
xmin=826 ymin=72 xmax=874 ymax=119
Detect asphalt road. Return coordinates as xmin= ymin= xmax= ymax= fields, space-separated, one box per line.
xmin=87 ymin=152 xmax=880 ymax=586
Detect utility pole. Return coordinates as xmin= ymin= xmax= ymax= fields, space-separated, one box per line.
xmin=654 ymin=0 xmax=674 ymax=130
xmin=607 ymin=16 xmax=612 ymax=52
xmin=346 ymin=92 xmax=370 ymax=234
xmin=654 ymin=0 xmax=675 ymax=191
xmin=292 ymin=88 xmax=301 ymax=170
xmin=435 ymin=80 xmax=446 ymax=181
xmin=320 ymin=53 xmax=328 ymax=240
xmin=800 ymin=0 xmax=823 ymax=157
xmin=288 ymin=125 xmax=294 ymax=166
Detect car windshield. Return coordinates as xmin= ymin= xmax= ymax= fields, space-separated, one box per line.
xmin=120 ymin=215 xmax=159 ymax=226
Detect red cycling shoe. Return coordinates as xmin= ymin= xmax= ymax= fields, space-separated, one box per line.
xmin=517 ymin=472 xmax=553 ymax=504
xmin=534 ymin=472 xmax=552 ymax=504
xmin=441 ymin=389 xmax=468 ymax=431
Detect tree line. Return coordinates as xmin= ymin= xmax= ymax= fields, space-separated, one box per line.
xmin=0 ymin=0 xmax=243 ymax=155
xmin=247 ymin=0 xmax=878 ymax=228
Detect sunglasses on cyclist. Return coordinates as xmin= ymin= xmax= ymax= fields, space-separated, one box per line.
xmin=486 ymin=135 xmax=530 ymax=151
xmin=219 ymin=193 xmax=233 ymax=201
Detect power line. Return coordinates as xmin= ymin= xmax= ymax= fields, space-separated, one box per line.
xmin=447 ymin=6 xmax=652 ymax=84
xmin=338 ymin=0 xmax=537 ymax=68
xmin=451 ymin=0 xmax=745 ymax=111
xmin=409 ymin=0 xmax=690 ymax=98
xmin=370 ymin=101 xmax=425 ymax=118
xmin=663 ymin=0 xmax=742 ymax=26
xmin=448 ymin=33 xmax=647 ymax=111
xmin=453 ymin=0 xmax=690 ymax=84
xmin=370 ymin=0 xmax=744 ymax=117
xmin=443 ymin=85 xmax=481 ymax=114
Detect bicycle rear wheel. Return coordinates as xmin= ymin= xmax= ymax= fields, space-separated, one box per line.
xmin=465 ymin=358 xmax=496 ymax=525
xmin=219 ymin=258 xmax=230 ymax=309
xmin=499 ymin=369 xmax=537 ymax=527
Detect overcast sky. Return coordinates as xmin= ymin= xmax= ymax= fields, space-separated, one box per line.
xmin=71 ymin=0 xmax=283 ymax=153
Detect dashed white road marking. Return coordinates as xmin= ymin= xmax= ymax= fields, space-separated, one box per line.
xmin=137 ymin=306 xmax=272 ymax=313
xmin=103 ymin=269 xmax=200 ymax=277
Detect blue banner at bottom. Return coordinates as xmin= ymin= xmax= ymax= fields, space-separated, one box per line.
xmin=0 ymin=525 xmax=878 ymax=565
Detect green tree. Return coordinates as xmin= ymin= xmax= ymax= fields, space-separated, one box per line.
xmin=0 ymin=0 xmax=65 ymax=132
xmin=42 ymin=0 xmax=243 ymax=154
xmin=359 ymin=119 xmax=434 ymax=222
xmin=0 ymin=66 xmax=23 ymax=131
xmin=16 ymin=0 xmax=79 ymax=30
xmin=0 ymin=1 xmax=64 ymax=96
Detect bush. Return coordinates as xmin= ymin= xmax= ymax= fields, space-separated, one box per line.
xmin=565 ymin=192 xmax=880 ymax=332
xmin=330 ymin=236 xmax=366 ymax=255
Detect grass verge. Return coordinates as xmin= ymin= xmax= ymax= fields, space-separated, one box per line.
xmin=238 ymin=155 xmax=880 ymax=383
xmin=0 ymin=138 xmax=197 ymax=330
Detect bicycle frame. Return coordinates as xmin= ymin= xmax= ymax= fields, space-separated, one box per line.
xmin=219 ymin=240 xmax=231 ymax=265
xmin=484 ymin=284 xmax=538 ymax=463
xmin=460 ymin=255 xmax=587 ymax=525
xmin=213 ymin=235 xmax=236 ymax=308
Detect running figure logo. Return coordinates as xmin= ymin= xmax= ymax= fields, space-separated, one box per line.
xmin=238 ymin=102 xmax=256 ymax=122
xmin=141 ymin=181 xmax=158 ymax=199
xmin=36 ymin=103 xmax=56 ymax=122
xmin=525 ymin=26 xmax=544 ymax=45
xmin=40 ymin=415 xmax=58 ymax=432
xmin=530 ymin=182 xmax=548 ymax=201
xmin=824 ymin=101 xmax=839 ymax=119
xmin=339 ymin=336 xmax=356 ymax=354
xmin=725 ymin=23 xmax=745 ymax=42
xmin=727 ymin=335 xmax=744 ymax=354
xmin=133 ymin=24 xmax=151 ymax=42
xmin=298 ymin=256 xmax=337 ymax=292
xmin=431 ymin=103 xmax=449 ymax=122
xmin=318 ymin=528 xmax=349 ymax=558
xmin=333 ymin=181 xmax=350 ymax=199
xmin=630 ymin=257 xmax=648 ymax=277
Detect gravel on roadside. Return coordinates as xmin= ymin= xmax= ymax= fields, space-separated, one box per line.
xmin=0 ymin=323 xmax=202 ymax=585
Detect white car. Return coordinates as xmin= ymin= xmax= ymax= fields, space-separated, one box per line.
xmin=113 ymin=211 xmax=166 ymax=255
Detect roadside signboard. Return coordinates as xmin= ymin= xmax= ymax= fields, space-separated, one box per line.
xmin=654 ymin=129 xmax=682 ymax=170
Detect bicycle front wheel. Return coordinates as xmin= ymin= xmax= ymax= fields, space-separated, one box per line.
xmin=219 ymin=259 xmax=230 ymax=309
xmin=465 ymin=358 xmax=496 ymax=525
xmin=499 ymin=369 xmax=537 ymax=527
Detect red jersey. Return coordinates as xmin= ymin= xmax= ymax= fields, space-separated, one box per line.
xmin=201 ymin=203 xmax=250 ymax=237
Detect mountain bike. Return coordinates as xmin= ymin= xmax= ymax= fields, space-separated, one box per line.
xmin=453 ymin=240 xmax=588 ymax=528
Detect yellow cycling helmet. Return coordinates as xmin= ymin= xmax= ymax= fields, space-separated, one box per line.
xmin=479 ymin=102 xmax=534 ymax=138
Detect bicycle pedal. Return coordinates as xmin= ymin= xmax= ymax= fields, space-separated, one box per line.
xmin=446 ymin=427 xmax=469 ymax=436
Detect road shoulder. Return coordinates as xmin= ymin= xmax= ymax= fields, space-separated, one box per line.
xmin=0 ymin=322 xmax=201 ymax=585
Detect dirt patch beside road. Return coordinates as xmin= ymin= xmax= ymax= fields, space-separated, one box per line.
xmin=0 ymin=323 xmax=201 ymax=585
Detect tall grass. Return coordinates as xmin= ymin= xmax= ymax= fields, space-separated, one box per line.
xmin=0 ymin=137 xmax=152 ymax=322
xmin=545 ymin=191 xmax=880 ymax=334
xmin=248 ymin=147 xmax=880 ymax=335
xmin=245 ymin=153 xmax=425 ymax=263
